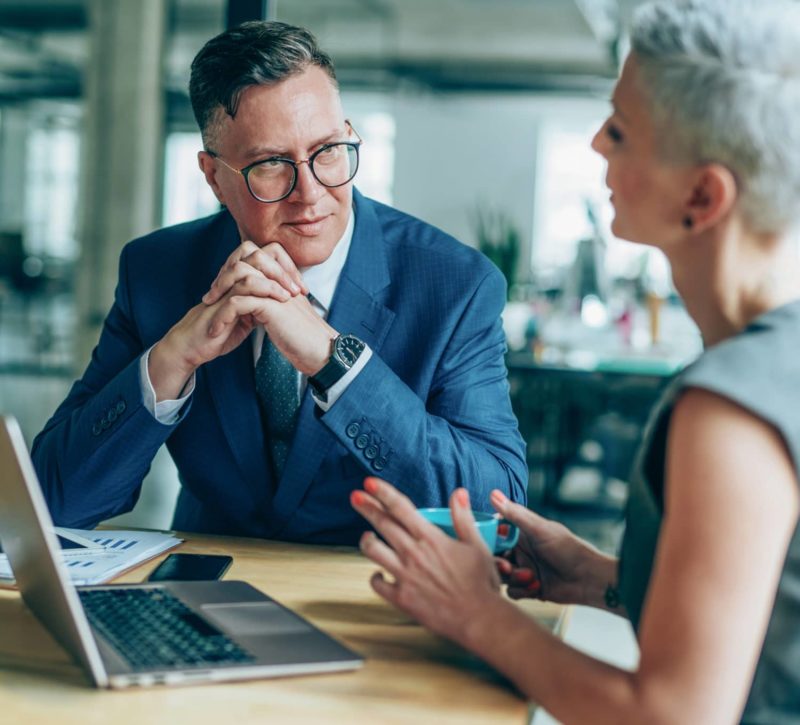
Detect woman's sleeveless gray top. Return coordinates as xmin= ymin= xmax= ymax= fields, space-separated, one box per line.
xmin=619 ymin=300 xmax=800 ymax=724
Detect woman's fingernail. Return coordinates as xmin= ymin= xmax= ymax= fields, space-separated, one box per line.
xmin=491 ymin=489 xmax=507 ymax=504
xmin=455 ymin=488 xmax=469 ymax=507
xmin=359 ymin=533 xmax=374 ymax=554
xmin=290 ymin=282 xmax=300 ymax=294
xmin=514 ymin=569 xmax=534 ymax=583
xmin=351 ymin=490 xmax=365 ymax=506
xmin=364 ymin=478 xmax=379 ymax=495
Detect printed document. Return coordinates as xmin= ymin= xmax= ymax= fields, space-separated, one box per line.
xmin=0 ymin=527 xmax=182 ymax=586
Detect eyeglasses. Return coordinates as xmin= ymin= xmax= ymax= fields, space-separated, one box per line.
xmin=207 ymin=121 xmax=362 ymax=203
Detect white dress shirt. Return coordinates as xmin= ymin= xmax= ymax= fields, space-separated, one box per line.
xmin=140 ymin=208 xmax=371 ymax=424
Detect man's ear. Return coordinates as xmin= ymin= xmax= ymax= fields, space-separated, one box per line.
xmin=198 ymin=151 xmax=227 ymax=206
xmin=684 ymin=163 xmax=738 ymax=232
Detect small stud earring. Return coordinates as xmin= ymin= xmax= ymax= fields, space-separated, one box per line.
xmin=682 ymin=216 xmax=694 ymax=229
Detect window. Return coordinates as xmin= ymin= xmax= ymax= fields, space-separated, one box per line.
xmin=346 ymin=109 xmax=395 ymax=205
xmin=24 ymin=112 xmax=81 ymax=260
xmin=532 ymin=106 xmax=671 ymax=292
xmin=162 ymin=132 xmax=221 ymax=227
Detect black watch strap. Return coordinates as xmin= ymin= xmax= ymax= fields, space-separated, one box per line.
xmin=309 ymin=334 xmax=365 ymax=397
xmin=308 ymin=357 xmax=346 ymax=395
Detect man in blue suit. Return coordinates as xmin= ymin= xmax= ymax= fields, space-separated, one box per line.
xmin=31 ymin=21 xmax=527 ymax=545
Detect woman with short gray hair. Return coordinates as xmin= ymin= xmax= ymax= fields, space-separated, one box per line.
xmin=351 ymin=0 xmax=800 ymax=721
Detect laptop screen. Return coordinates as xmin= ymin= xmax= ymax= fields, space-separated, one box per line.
xmin=0 ymin=416 xmax=108 ymax=686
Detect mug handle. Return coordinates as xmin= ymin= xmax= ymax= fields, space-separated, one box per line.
xmin=494 ymin=518 xmax=519 ymax=553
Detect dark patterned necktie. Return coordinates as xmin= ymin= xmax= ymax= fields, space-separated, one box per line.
xmin=254 ymin=334 xmax=300 ymax=480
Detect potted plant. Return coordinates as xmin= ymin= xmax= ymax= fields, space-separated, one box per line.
xmin=473 ymin=205 xmax=520 ymax=300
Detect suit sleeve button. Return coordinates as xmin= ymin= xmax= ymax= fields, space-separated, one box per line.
xmin=345 ymin=422 xmax=360 ymax=438
xmin=115 ymin=400 xmax=126 ymax=415
xmin=373 ymin=457 xmax=387 ymax=472
xmin=107 ymin=408 xmax=118 ymax=423
xmin=100 ymin=418 xmax=111 ymax=430
xmin=92 ymin=422 xmax=102 ymax=436
xmin=354 ymin=434 xmax=369 ymax=450
xmin=364 ymin=445 xmax=378 ymax=460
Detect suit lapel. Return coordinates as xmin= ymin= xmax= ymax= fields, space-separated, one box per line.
xmin=201 ymin=212 xmax=272 ymax=503
xmin=205 ymin=340 xmax=269 ymax=500
xmin=270 ymin=192 xmax=396 ymax=530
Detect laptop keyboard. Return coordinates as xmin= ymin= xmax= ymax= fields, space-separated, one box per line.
xmin=78 ymin=588 xmax=256 ymax=671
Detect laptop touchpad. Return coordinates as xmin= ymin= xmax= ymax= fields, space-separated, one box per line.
xmin=201 ymin=602 xmax=310 ymax=637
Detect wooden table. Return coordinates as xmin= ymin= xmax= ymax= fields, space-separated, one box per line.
xmin=0 ymin=533 xmax=567 ymax=724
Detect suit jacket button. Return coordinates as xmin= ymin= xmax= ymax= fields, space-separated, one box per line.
xmin=373 ymin=457 xmax=387 ymax=472
xmin=107 ymin=408 xmax=118 ymax=423
xmin=345 ymin=422 xmax=360 ymax=438
xmin=354 ymin=434 xmax=369 ymax=450
xmin=100 ymin=418 xmax=111 ymax=430
xmin=364 ymin=445 xmax=378 ymax=460
xmin=92 ymin=422 xmax=102 ymax=436
xmin=115 ymin=400 xmax=126 ymax=415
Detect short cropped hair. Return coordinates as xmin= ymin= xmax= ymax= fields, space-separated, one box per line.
xmin=631 ymin=0 xmax=800 ymax=233
xmin=189 ymin=21 xmax=337 ymax=149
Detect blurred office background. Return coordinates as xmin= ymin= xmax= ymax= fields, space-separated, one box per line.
xmin=3 ymin=0 xmax=705 ymax=701
xmin=0 ymin=0 xmax=701 ymax=545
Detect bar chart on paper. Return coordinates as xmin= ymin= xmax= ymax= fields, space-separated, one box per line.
xmin=0 ymin=528 xmax=182 ymax=586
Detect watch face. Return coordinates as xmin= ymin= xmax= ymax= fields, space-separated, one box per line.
xmin=335 ymin=335 xmax=365 ymax=366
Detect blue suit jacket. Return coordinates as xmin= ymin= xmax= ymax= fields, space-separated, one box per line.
xmin=32 ymin=191 xmax=527 ymax=544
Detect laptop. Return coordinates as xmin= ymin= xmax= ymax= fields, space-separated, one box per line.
xmin=0 ymin=415 xmax=363 ymax=688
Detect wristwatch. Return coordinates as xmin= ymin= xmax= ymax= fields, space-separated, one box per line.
xmin=308 ymin=333 xmax=366 ymax=400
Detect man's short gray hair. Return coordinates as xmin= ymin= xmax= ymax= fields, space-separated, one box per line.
xmin=631 ymin=0 xmax=800 ymax=233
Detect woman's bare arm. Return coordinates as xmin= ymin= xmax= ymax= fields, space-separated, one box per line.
xmin=355 ymin=388 xmax=799 ymax=724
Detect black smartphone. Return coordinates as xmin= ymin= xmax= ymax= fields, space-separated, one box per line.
xmin=147 ymin=553 xmax=233 ymax=582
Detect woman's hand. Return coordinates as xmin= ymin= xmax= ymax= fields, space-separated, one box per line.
xmin=490 ymin=490 xmax=618 ymax=609
xmin=351 ymin=477 xmax=504 ymax=645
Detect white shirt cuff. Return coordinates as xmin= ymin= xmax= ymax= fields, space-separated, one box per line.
xmin=311 ymin=345 xmax=372 ymax=412
xmin=139 ymin=346 xmax=195 ymax=425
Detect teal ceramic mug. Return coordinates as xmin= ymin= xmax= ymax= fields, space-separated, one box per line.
xmin=418 ymin=507 xmax=519 ymax=554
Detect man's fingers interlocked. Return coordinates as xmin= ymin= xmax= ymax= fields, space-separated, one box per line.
xmin=225 ymin=274 xmax=297 ymax=304
xmin=204 ymin=241 xmax=306 ymax=305
xmin=206 ymin=292 xmax=276 ymax=338
xmin=247 ymin=243 xmax=307 ymax=293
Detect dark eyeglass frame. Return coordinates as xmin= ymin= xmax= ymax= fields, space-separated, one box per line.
xmin=206 ymin=120 xmax=362 ymax=203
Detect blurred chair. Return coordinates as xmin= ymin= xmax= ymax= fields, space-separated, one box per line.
xmin=0 ymin=230 xmax=74 ymax=371
xmin=0 ymin=230 xmax=26 ymax=291
xmin=508 ymin=360 xmax=670 ymax=511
